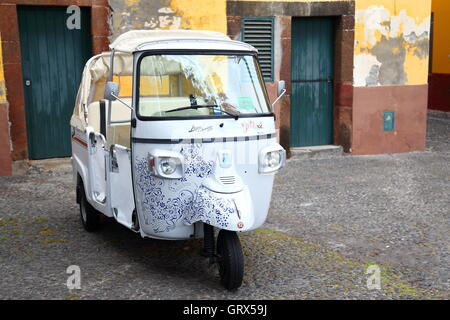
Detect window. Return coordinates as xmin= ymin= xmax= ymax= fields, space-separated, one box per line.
xmin=241 ymin=17 xmax=275 ymax=82
xmin=137 ymin=54 xmax=272 ymax=118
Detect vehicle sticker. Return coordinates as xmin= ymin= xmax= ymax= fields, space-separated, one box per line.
xmin=241 ymin=120 xmax=263 ymax=133
xmin=188 ymin=125 xmax=213 ymax=133
xmin=238 ymin=96 xmax=255 ymax=111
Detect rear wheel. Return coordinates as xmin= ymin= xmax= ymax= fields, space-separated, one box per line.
xmin=217 ymin=230 xmax=244 ymax=290
xmin=79 ymin=183 xmax=101 ymax=232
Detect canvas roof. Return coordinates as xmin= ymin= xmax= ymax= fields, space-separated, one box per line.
xmin=109 ymin=30 xmax=244 ymax=53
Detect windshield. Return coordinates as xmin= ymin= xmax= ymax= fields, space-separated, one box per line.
xmin=137 ymin=54 xmax=271 ymax=118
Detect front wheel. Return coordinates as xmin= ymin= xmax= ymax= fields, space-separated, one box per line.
xmin=217 ymin=230 xmax=244 ymax=290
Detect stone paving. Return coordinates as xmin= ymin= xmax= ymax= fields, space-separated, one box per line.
xmin=0 ymin=111 xmax=448 ymax=299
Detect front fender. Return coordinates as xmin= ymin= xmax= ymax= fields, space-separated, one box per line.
xmin=186 ymin=185 xmax=256 ymax=232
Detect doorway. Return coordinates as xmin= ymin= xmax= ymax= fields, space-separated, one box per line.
xmin=18 ymin=6 xmax=91 ymax=159
xmin=290 ymin=17 xmax=335 ymax=147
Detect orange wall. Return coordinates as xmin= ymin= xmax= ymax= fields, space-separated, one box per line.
xmin=431 ymin=0 xmax=450 ymax=74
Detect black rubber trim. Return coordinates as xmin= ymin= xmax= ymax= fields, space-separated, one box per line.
xmin=99 ymin=100 xmax=106 ymax=136
xmin=132 ymin=133 xmax=276 ymax=144
xmin=136 ymin=113 xmax=275 ymax=121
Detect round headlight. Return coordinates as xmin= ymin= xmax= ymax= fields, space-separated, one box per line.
xmin=266 ymin=151 xmax=281 ymax=168
xmin=160 ymin=158 xmax=178 ymax=175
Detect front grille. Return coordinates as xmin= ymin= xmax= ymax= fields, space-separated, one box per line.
xmin=219 ymin=176 xmax=236 ymax=185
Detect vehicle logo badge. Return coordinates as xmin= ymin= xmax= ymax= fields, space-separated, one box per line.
xmin=219 ymin=150 xmax=232 ymax=168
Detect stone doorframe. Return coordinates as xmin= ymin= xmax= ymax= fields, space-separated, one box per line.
xmin=226 ymin=1 xmax=355 ymax=153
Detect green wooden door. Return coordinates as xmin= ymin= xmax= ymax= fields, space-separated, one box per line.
xmin=18 ymin=6 xmax=91 ymax=159
xmin=291 ymin=17 xmax=334 ymax=147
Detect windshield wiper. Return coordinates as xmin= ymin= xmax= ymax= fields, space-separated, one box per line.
xmin=166 ymin=104 xmax=239 ymax=120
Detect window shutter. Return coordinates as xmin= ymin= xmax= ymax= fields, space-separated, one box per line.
xmin=241 ymin=17 xmax=274 ymax=82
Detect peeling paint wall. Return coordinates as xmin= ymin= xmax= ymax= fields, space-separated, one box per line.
xmin=354 ymin=0 xmax=431 ymax=87
xmin=353 ymin=1 xmax=430 ymax=155
xmin=109 ymin=0 xmax=227 ymax=40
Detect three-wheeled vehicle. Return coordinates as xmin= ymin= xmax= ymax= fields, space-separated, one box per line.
xmin=70 ymin=30 xmax=286 ymax=290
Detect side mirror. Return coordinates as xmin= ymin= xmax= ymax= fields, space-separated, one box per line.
xmin=104 ymin=81 xmax=134 ymax=111
xmin=272 ymin=80 xmax=287 ymax=109
xmin=104 ymin=81 xmax=119 ymax=101
xmin=277 ymin=80 xmax=286 ymax=96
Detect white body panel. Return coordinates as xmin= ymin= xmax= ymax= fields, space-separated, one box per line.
xmin=108 ymin=145 xmax=135 ymax=229
xmin=71 ymin=127 xmax=109 ymax=215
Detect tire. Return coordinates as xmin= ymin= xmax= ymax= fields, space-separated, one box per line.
xmin=79 ymin=183 xmax=101 ymax=232
xmin=217 ymin=230 xmax=244 ymax=290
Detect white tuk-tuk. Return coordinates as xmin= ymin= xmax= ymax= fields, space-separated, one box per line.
xmin=70 ymin=30 xmax=286 ymax=290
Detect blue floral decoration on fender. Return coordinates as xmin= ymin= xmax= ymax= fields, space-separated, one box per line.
xmin=185 ymin=186 xmax=236 ymax=229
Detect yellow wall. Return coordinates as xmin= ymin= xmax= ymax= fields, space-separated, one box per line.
xmin=110 ymin=0 xmax=226 ymax=40
xmin=431 ymin=0 xmax=450 ymax=74
xmin=171 ymin=0 xmax=227 ymax=33
xmin=227 ymin=0 xmax=350 ymax=2
xmin=354 ymin=0 xmax=431 ymax=86
xmin=0 ymin=33 xmax=6 ymax=104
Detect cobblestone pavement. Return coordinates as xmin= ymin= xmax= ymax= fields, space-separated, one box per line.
xmin=0 ymin=112 xmax=448 ymax=299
